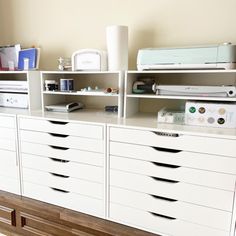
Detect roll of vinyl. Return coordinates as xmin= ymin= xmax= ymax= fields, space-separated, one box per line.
xmin=106 ymin=25 xmax=128 ymax=71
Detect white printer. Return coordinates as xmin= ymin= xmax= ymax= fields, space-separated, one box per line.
xmin=137 ymin=43 xmax=236 ymax=70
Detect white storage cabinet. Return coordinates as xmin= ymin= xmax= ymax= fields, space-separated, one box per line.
xmin=107 ymin=125 xmax=236 ymax=236
xmin=0 ymin=114 xmax=20 ymax=195
xmin=18 ymin=115 xmax=106 ymax=218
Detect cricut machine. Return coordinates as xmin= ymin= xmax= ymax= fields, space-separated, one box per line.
xmin=137 ymin=43 xmax=236 ymax=70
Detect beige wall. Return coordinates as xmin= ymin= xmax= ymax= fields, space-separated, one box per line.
xmin=0 ymin=0 xmax=236 ymax=70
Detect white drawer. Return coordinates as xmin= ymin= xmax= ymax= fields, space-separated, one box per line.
xmin=20 ymin=130 xmax=104 ymax=153
xmin=110 ymin=141 xmax=236 ymax=175
xmin=19 ymin=117 xmax=103 ymax=140
xmin=110 ymin=155 xmax=236 ymax=191
xmin=22 ymin=153 xmax=103 ymax=183
xmin=0 ymin=149 xmax=17 ymax=167
xmin=21 ymin=142 xmax=104 ymax=167
xmin=0 ymin=175 xmax=20 ymax=195
xmin=0 ymin=167 xmax=18 ymax=179
xmin=0 ymin=138 xmax=16 ymax=151
xmin=23 ymin=182 xmax=104 ymax=218
xmin=23 ymin=168 xmax=103 ymax=199
xmin=0 ymin=127 xmax=16 ymax=140
xmin=110 ymin=170 xmax=234 ymax=211
xmin=0 ymin=115 xmax=15 ymax=128
xmin=110 ymin=187 xmax=232 ymax=231
xmin=110 ymin=204 xmax=229 ymax=236
xmin=109 ymin=127 xmax=236 ymax=157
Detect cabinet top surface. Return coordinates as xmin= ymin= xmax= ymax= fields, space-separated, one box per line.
xmin=0 ymin=108 xmax=233 ymax=139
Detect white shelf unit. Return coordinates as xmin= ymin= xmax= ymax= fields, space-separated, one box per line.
xmin=41 ymin=71 xmax=124 ymax=118
xmin=0 ymin=71 xmax=41 ymax=111
xmin=124 ymin=70 xmax=236 ymax=120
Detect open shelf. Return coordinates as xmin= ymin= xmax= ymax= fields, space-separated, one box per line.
xmin=124 ymin=71 xmax=236 ymax=133
xmin=0 ymin=70 xmax=41 ymax=111
xmin=41 ymin=71 xmax=123 ymax=118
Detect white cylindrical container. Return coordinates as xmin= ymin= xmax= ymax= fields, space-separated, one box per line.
xmin=106 ymin=25 xmax=128 ymax=71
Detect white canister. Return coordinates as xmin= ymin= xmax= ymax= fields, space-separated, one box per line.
xmin=106 ymin=25 xmax=128 ymax=71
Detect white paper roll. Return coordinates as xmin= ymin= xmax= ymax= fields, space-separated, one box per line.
xmin=106 ymin=25 xmax=128 ymax=71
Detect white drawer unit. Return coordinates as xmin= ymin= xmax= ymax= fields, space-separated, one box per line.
xmin=110 ymin=203 xmax=229 ymax=236
xmin=108 ymin=126 xmax=236 ymax=236
xmin=110 ymin=141 xmax=236 ymax=175
xmin=110 ymin=155 xmax=236 ymax=191
xmin=109 ymin=127 xmax=236 ymax=157
xmin=0 ymin=114 xmax=20 ymax=195
xmin=110 ymin=169 xmax=233 ymax=211
xmin=0 ymin=115 xmax=15 ymax=128
xmin=0 ymin=175 xmax=20 ymax=195
xmin=21 ymin=142 xmax=104 ymax=167
xmin=19 ymin=116 xmax=106 ymax=218
xmin=0 ymin=127 xmax=16 ymax=151
xmin=20 ymin=130 xmax=104 ymax=153
xmin=23 ymin=168 xmax=103 ymax=199
xmin=22 ymin=153 xmax=103 ymax=183
xmin=19 ymin=117 xmax=103 ymax=139
xmin=110 ymin=187 xmax=232 ymax=231
xmin=23 ymin=182 xmax=104 ymax=218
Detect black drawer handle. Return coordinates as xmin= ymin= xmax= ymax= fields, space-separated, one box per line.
xmin=49 ymin=120 xmax=68 ymax=125
xmin=50 ymin=187 xmax=69 ymax=193
xmin=49 ymin=145 xmax=69 ymax=151
xmin=150 ymin=194 xmax=177 ymax=202
xmin=49 ymin=157 xmax=70 ymax=163
xmin=152 ymin=162 xmax=181 ymax=169
xmin=50 ymin=172 xmax=70 ymax=178
xmin=48 ymin=133 xmax=69 ymax=138
xmin=149 ymin=212 xmax=176 ymax=220
xmin=153 ymin=131 xmax=180 ymax=137
xmin=151 ymin=146 xmax=182 ymax=153
xmin=151 ymin=176 xmax=179 ymax=184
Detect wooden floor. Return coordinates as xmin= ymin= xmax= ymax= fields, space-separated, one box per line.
xmin=0 ymin=229 xmax=19 ymax=236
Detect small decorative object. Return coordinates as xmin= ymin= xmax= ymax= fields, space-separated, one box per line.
xmin=60 ymin=78 xmax=74 ymax=91
xmin=105 ymin=87 xmax=118 ymax=94
xmin=45 ymin=80 xmax=58 ymax=91
xmin=105 ymin=105 xmax=118 ymax=112
xmin=58 ymin=57 xmax=72 ymax=71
